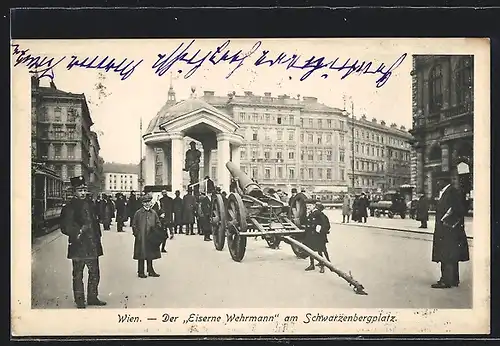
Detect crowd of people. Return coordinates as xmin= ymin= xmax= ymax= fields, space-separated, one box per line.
xmin=340 ymin=192 xmax=371 ymax=223
xmin=59 ymin=172 xmax=469 ymax=309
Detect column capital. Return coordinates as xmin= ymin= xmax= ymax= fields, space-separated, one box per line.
xmin=170 ymin=132 xmax=184 ymax=141
xmin=217 ymin=132 xmax=243 ymax=146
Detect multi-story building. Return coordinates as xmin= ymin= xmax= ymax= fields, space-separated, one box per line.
xmin=149 ymin=86 xmax=413 ymax=198
xmin=88 ymin=131 xmax=103 ymax=195
xmin=103 ymin=162 xmax=139 ymax=196
xmin=409 ymin=55 xmax=473 ymax=210
xmin=31 ymin=77 xmax=97 ymax=193
xmin=346 ymin=114 xmax=413 ymax=193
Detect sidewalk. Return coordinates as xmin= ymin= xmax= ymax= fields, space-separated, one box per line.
xmin=324 ymin=209 xmax=473 ymax=239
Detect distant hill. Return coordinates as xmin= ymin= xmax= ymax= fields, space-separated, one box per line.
xmin=103 ymin=162 xmax=140 ymax=174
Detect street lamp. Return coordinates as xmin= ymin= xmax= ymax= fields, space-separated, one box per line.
xmin=342 ymin=96 xmax=355 ymax=193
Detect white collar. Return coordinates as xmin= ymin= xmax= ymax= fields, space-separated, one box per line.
xmin=439 ymin=184 xmax=451 ymax=199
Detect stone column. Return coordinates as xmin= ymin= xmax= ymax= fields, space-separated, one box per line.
xmin=171 ymin=133 xmax=184 ymax=193
xmin=162 ymin=144 xmax=171 ymax=186
xmin=203 ymin=148 xmax=211 ymax=178
xmin=145 ymin=144 xmax=156 ymax=187
xmin=217 ymin=134 xmax=231 ymax=193
xmin=231 ymin=144 xmax=241 ymax=168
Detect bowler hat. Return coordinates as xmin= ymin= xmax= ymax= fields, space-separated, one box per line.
xmin=70 ymin=175 xmax=87 ymax=189
xmin=291 ymin=188 xmax=298 ymax=193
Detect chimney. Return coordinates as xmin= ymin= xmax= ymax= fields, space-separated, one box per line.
xmin=400 ymin=125 xmax=406 ymax=130
xmin=31 ymin=75 xmax=39 ymax=89
xmin=381 ymin=120 xmax=386 ymax=126
xmin=264 ymin=92 xmax=271 ymax=97
xmin=372 ymin=118 xmax=377 ymax=123
xmin=278 ymin=94 xmax=290 ymax=100
xmin=302 ymin=96 xmax=317 ymax=103
xmin=361 ymin=114 xmax=367 ymax=120
xmin=244 ymin=91 xmax=253 ymax=97
xmin=204 ymin=91 xmax=215 ymax=97
xmin=390 ymin=123 xmax=397 ymax=129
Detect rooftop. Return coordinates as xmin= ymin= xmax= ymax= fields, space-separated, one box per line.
xmin=103 ymin=162 xmax=140 ymax=174
xmin=145 ymin=97 xmax=232 ymax=135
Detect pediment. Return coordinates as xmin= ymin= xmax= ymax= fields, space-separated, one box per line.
xmin=159 ymin=107 xmax=239 ymax=135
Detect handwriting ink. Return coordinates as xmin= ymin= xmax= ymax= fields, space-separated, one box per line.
xmin=153 ymin=40 xmax=262 ymax=79
xmin=11 ymin=43 xmax=66 ymax=80
xmin=66 ymin=55 xmax=143 ymax=81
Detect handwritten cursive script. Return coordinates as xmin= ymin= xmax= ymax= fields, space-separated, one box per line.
xmin=11 ymin=43 xmax=66 ymax=80
xmin=66 ymin=55 xmax=144 ymax=81
xmin=152 ymin=40 xmax=262 ymax=79
xmin=254 ymin=50 xmax=407 ymax=88
xmin=12 ymin=41 xmax=407 ymax=88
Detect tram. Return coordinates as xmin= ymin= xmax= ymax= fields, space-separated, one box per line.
xmin=31 ymin=162 xmax=64 ymax=237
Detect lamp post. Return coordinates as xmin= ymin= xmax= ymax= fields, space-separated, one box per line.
xmin=342 ymin=95 xmax=355 ymax=193
xmin=139 ymin=117 xmax=144 ymax=193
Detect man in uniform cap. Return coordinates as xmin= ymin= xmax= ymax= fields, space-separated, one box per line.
xmin=304 ymin=202 xmax=332 ymax=273
xmin=60 ymin=176 xmax=106 ymax=308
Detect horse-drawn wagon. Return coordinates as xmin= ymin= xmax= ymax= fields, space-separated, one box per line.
xmin=209 ymin=161 xmax=368 ymax=295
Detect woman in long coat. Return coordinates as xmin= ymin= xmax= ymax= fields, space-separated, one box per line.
xmin=132 ymin=194 xmax=162 ymax=278
xmin=351 ymin=195 xmax=360 ymax=222
xmin=342 ymin=194 xmax=352 ymax=223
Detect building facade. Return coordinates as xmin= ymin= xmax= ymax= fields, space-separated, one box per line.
xmin=347 ymin=114 xmax=413 ymax=194
xmin=409 ymin=55 xmax=473 ymax=210
xmin=88 ymin=131 xmax=103 ymax=194
xmin=31 ymin=77 xmax=98 ymax=194
xmin=103 ymin=162 xmax=140 ymax=196
xmin=148 ymin=87 xmax=412 ymax=198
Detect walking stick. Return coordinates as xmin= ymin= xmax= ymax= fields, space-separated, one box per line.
xmin=282 ymin=236 xmax=368 ymax=295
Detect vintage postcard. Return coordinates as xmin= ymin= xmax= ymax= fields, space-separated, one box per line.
xmin=11 ymin=38 xmax=490 ymax=336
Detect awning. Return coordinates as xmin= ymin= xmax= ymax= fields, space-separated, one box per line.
xmin=399 ymin=184 xmax=416 ymax=189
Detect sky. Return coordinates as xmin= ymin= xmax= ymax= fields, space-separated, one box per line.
xmin=14 ymin=38 xmax=423 ymax=164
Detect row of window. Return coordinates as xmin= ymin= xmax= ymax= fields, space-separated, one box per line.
xmin=39 ymin=106 xmax=79 ymax=123
xmin=239 ymin=166 xmax=346 ymax=181
xmin=38 ymin=124 xmax=78 ymax=140
xmin=300 ymin=132 xmax=345 ymax=145
xmin=240 ymin=148 xmax=346 ymax=162
xmin=238 ymin=112 xmax=347 ymax=130
xmin=38 ymin=143 xmax=77 ymax=159
xmin=48 ymin=163 xmax=79 ymax=180
xmin=353 ymin=129 xmax=410 ymax=149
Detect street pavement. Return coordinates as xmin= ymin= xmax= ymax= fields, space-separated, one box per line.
xmin=31 ymin=220 xmax=472 ymax=310
xmin=324 ymin=209 xmax=474 ymax=238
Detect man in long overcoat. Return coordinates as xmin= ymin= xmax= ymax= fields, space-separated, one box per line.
xmin=416 ymin=191 xmax=430 ymax=228
xmin=132 ymin=194 xmax=162 ymax=278
xmin=60 ymin=176 xmax=106 ymax=308
xmin=100 ymin=194 xmax=115 ymax=230
xmin=359 ymin=192 xmax=369 ymax=223
xmin=115 ymin=193 xmax=127 ymax=232
xmin=304 ymin=203 xmax=332 ymax=273
xmin=172 ymin=190 xmax=183 ymax=234
xmin=127 ymin=191 xmax=141 ymax=224
xmin=431 ymin=178 xmax=470 ymax=288
xmin=182 ymin=187 xmax=196 ymax=235
xmin=158 ymin=190 xmax=174 ymax=252
xmin=351 ymin=195 xmax=361 ymax=222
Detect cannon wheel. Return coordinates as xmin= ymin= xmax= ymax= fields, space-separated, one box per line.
xmin=288 ymin=193 xmax=309 ymax=259
xmin=226 ymin=193 xmax=248 ymax=262
xmin=211 ymin=194 xmax=227 ymax=251
xmin=265 ymin=236 xmax=281 ymax=249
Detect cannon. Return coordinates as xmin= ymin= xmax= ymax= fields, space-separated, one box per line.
xmin=209 ymin=162 xmax=368 ymax=295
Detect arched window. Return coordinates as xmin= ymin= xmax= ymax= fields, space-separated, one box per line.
xmin=429 ymin=65 xmax=443 ymax=113
xmin=455 ymin=57 xmax=473 ymax=105
xmin=428 ymin=144 xmax=442 ymax=161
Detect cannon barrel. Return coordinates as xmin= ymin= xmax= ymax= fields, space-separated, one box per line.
xmin=226 ymin=161 xmax=263 ymax=198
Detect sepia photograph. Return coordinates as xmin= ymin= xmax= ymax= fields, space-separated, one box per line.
xmin=11 ymin=37 xmax=490 ymax=335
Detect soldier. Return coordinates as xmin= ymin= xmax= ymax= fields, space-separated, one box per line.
xmin=198 ymin=191 xmax=212 ymax=241
xmin=60 ymin=176 xmax=106 ymax=309
xmin=416 ymin=191 xmax=430 ymax=228
xmin=182 ymin=187 xmax=196 ymax=235
xmin=304 ymin=202 xmax=332 ymax=273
